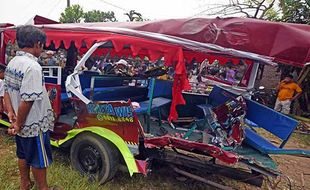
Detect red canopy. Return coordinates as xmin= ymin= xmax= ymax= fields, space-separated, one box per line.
xmin=0 ymin=23 xmax=14 ymax=28
xmin=32 ymin=15 xmax=59 ymax=25
xmin=2 ymin=24 xmax=274 ymax=65
xmin=20 ymin=17 xmax=308 ymax=67
xmin=0 ymin=19 xmax=284 ymax=120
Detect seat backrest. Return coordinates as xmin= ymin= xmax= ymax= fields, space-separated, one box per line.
xmin=79 ymin=72 xmax=100 ymax=90
xmin=245 ymin=99 xmax=298 ymax=147
xmin=145 ymin=78 xmax=173 ymax=114
xmin=209 ymin=85 xmax=298 ymax=147
xmin=208 ymin=85 xmax=233 ymax=106
xmin=147 ymin=79 xmax=173 ymax=99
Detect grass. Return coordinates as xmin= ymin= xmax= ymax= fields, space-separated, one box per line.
xmin=1 ymin=126 xmax=309 ymax=190
xmin=291 ymin=132 xmax=310 ymax=146
xmin=0 ymin=128 xmax=212 ymax=190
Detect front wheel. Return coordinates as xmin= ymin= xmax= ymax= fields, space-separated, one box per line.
xmin=70 ymin=132 xmax=119 ymax=184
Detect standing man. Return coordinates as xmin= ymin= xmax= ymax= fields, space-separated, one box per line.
xmin=274 ymin=74 xmax=302 ymax=114
xmin=4 ymin=25 xmax=55 ymax=190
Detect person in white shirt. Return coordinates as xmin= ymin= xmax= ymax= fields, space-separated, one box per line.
xmin=5 ymin=25 xmax=56 ymax=190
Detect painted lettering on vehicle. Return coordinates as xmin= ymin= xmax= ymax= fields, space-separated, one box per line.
xmin=87 ymin=103 xmax=134 ymax=123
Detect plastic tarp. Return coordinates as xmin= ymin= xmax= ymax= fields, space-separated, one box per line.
xmin=4 ymin=17 xmax=308 ymax=66
xmin=2 ymin=24 xmax=279 ymax=120
xmin=2 ymin=24 xmax=276 ymax=66
xmin=25 ymin=15 xmax=59 ymax=25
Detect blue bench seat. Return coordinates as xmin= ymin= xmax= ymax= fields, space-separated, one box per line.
xmin=83 ymin=86 xmax=148 ymax=102
xmin=245 ymin=128 xmax=310 ymax=157
xmin=135 ymin=97 xmax=171 ymax=114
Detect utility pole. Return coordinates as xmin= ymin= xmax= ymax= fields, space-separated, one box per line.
xmin=67 ymin=0 xmax=70 ymax=7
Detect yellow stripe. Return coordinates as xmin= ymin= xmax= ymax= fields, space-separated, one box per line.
xmin=39 ymin=132 xmax=48 ymax=167
xmin=126 ymin=141 xmax=138 ymax=146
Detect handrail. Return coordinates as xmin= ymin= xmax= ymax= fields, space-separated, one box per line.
xmin=42 ymin=66 xmax=62 ymax=85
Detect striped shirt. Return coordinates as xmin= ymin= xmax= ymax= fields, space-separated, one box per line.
xmin=4 ymin=51 xmax=54 ymax=137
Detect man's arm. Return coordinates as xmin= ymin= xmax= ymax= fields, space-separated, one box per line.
xmin=291 ymin=84 xmax=303 ymax=101
xmin=14 ymin=101 xmax=34 ymax=132
xmin=4 ymin=92 xmax=16 ymax=122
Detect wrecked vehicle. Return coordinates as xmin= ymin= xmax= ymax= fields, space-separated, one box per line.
xmin=1 ymin=22 xmax=309 ymax=189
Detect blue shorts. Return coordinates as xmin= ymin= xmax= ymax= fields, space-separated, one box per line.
xmin=16 ymin=131 xmax=53 ymax=169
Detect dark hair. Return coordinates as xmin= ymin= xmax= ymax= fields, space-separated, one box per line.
xmin=0 ymin=64 xmax=6 ymax=72
xmin=285 ymin=74 xmax=294 ymax=79
xmin=16 ymin=25 xmax=46 ymax=49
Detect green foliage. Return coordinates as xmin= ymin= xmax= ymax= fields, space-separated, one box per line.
xmin=264 ymin=8 xmax=280 ymax=21
xmin=59 ymin=4 xmax=84 ymax=23
xmin=280 ymin=0 xmax=310 ymax=24
xmin=84 ymin=10 xmax=117 ymax=23
xmin=125 ymin=10 xmax=144 ymax=22
xmin=211 ymin=0 xmax=310 ymax=24
xmin=59 ymin=5 xmax=146 ymax=23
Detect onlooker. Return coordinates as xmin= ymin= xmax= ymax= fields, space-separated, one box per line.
xmin=46 ymin=50 xmax=56 ymax=66
xmin=274 ymin=74 xmax=302 ymax=114
xmin=4 ymin=25 xmax=56 ymax=190
xmin=226 ymin=65 xmax=236 ymax=83
xmin=0 ymin=63 xmax=6 ymax=118
xmin=6 ymin=49 xmax=16 ymax=63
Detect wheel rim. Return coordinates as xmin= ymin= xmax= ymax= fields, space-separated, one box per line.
xmin=77 ymin=144 xmax=104 ymax=176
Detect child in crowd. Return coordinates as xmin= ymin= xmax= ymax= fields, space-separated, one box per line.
xmin=0 ymin=63 xmax=6 ymax=118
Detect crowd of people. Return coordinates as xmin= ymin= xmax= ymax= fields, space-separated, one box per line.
xmin=187 ymin=59 xmax=248 ymax=85
xmin=6 ymin=44 xmax=67 ymax=68
xmin=38 ymin=49 xmax=67 ymax=67
xmin=81 ymin=54 xmax=175 ymax=79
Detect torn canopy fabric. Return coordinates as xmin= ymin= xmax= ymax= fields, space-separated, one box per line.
xmin=1 ymin=24 xmax=276 ymax=120
xmin=6 ymin=17 xmax=307 ymax=66
xmin=39 ymin=17 xmax=310 ymax=67
xmin=3 ymin=29 xmax=190 ymax=120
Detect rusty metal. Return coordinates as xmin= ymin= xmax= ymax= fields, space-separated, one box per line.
xmin=172 ymin=166 xmax=234 ymax=190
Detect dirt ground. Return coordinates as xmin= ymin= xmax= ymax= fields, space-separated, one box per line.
xmin=1 ymin=126 xmax=309 ymax=190
xmin=270 ymin=134 xmax=310 ymax=190
xmin=237 ymin=129 xmax=310 ymax=190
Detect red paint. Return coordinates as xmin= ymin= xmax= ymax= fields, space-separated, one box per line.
xmin=144 ymin=136 xmax=239 ymax=164
xmin=45 ymin=83 xmax=61 ymax=118
xmin=72 ymin=99 xmax=143 ymax=144
xmin=135 ymin=160 xmax=149 ymax=175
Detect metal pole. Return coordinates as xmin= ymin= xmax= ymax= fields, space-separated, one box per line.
xmin=67 ymin=0 xmax=70 ymax=7
xmin=172 ymin=166 xmax=234 ymax=190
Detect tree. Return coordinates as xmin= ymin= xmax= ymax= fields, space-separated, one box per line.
xmin=279 ymin=0 xmax=310 ymax=24
xmin=204 ymin=0 xmax=276 ymax=19
xmin=125 ymin=10 xmax=144 ymax=21
xmin=201 ymin=0 xmax=310 ymax=24
xmin=84 ymin=10 xmax=117 ymax=22
xmin=59 ymin=4 xmax=84 ymax=23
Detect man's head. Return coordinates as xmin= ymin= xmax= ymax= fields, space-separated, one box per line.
xmin=16 ymin=25 xmax=46 ymax=57
xmin=0 ymin=63 xmax=6 ymax=79
xmin=283 ymin=74 xmax=294 ymax=83
xmin=10 ymin=49 xmax=16 ymax=56
xmin=46 ymin=50 xmax=54 ymax=58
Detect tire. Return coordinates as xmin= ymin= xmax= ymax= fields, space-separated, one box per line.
xmin=70 ymin=132 xmax=119 ymax=184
